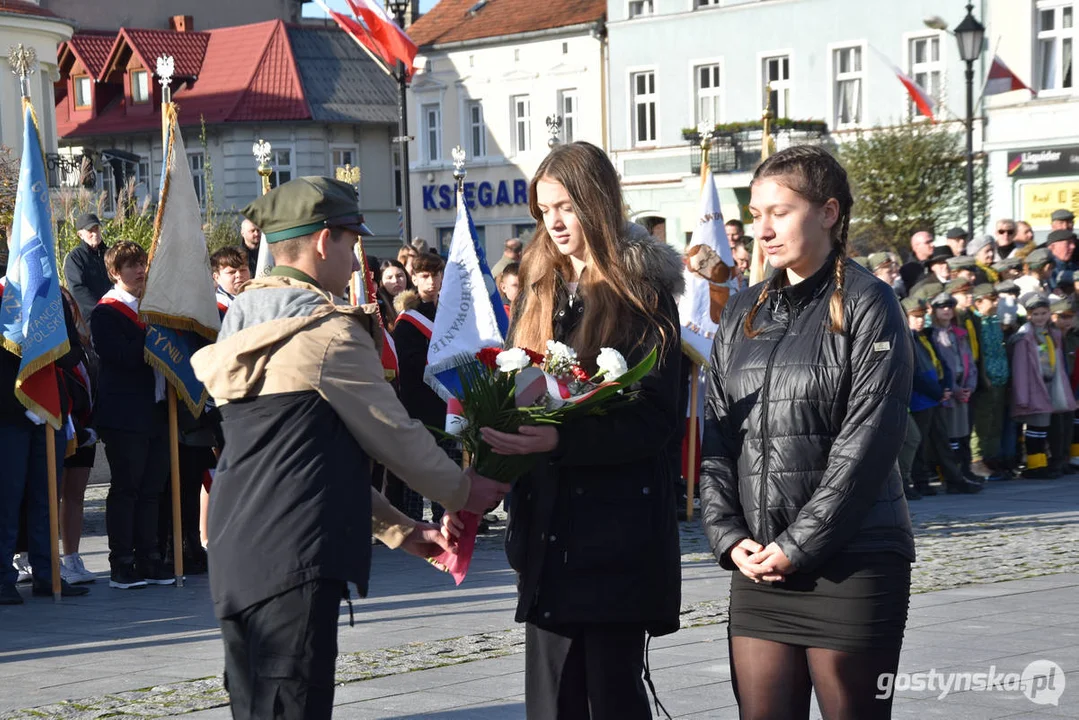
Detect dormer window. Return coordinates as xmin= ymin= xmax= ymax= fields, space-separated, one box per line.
xmin=74 ymin=76 xmax=92 ymax=109
xmin=131 ymin=69 xmax=150 ymax=104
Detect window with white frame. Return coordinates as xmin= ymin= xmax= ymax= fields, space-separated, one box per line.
xmin=512 ymin=95 xmax=531 ymax=154
xmin=331 ymin=146 xmax=358 ymax=170
xmin=763 ymin=55 xmax=791 ymax=117
xmin=696 ymin=0 xmax=720 ymax=6
xmin=131 ymin=70 xmax=150 ymax=104
xmin=1036 ymin=1 xmax=1075 ymax=92
xmin=908 ymin=34 xmax=942 ymax=117
xmin=467 ymin=100 xmax=486 ymax=158
xmin=422 ymin=103 xmax=442 ymax=162
xmin=694 ymin=63 xmax=722 ymax=127
xmin=74 ymin=76 xmax=92 ymax=108
xmin=833 ymin=45 xmax=864 ymax=128
xmin=559 ymin=89 xmax=578 ymax=143
xmin=631 ymin=71 xmax=657 ymax=145
xmin=188 ymin=152 xmax=205 ymax=209
xmin=270 ymin=148 xmax=293 ymax=189
xmin=628 ymin=0 xmax=653 ymax=18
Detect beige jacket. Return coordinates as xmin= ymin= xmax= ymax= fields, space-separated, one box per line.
xmin=191 ymin=275 xmax=470 ymax=548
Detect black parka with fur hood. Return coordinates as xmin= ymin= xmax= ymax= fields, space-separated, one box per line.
xmin=505 ymin=223 xmax=685 ymax=636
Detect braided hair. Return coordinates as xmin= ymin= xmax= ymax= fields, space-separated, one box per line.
xmin=743 ymin=145 xmax=854 ymax=338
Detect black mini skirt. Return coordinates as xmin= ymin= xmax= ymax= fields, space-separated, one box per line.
xmin=728 ymin=551 xmax=911 ymax=653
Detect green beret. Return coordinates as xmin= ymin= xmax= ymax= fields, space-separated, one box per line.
xmin=948 ymin=255 xmax=977 ymax=270
xmin=901 ymin=296 xmax=927 ymax=315
xmin=911 ymin=281 xmax=945 ymax=302
xmin=992 ymin=256 xmax=1023 ymax=272
xmin=853 ymin=256 xmax=870 ymax=269
xmin=1026 ymin=248 xmax=1053 ymax=268
xmin=995 ymin=280 xmax=1020 ymax=295
xmin=867 ymin=252 xmax=895 ymax=270
xmin=946 ymin=278 xmax=973 ymax=294
xmin=1051 ymin=299 xmax=1075 ymax=315
xmin=1020 ymin=291 xmax=1050 ymax=311
xmin=971 ymin=283 xmax=997 ymax=300
xmin=242 ymin=176 xmax=373 ymax=243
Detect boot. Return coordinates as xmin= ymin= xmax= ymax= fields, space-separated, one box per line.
xmin=970 ymin=460 xmax=1005 ymax=482
xmin=946 ymin=478 xmax=984 ymax=493
xmin=953 ymin=439 xmax=986 ymax=484
xmin=903 ymin=480 xmax=922 ymax=501
xmin=914 ymin=472 xmax=938 ymax=496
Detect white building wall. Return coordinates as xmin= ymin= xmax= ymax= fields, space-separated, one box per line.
xmin=407 ymin=29 xmax=605 ymax=260
xmin=0 ymin=13 xmax=73 ymax=155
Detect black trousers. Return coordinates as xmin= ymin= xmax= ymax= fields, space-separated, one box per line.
xmin=911 ymin=407 xmax=966 ymax=488
xmin=158 ymin=444 xmax=215 ymax=555
xmin=525 ymin=622 xmax=651 ymax=720
xmin=221 ymin=579 xmax=343 ymax=720
xmin=101 ymin=428 xmax=169 ymax=566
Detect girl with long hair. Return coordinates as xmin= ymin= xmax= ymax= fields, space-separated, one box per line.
xmin=478 ymin=141 xmax=684 ymax=717
xmin=377 ymin=258 xmax=413 ymax=329
xmin=700 ymin=145 xmax=916 ymax=720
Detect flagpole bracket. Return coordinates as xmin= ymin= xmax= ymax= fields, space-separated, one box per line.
xmin=452 ymin=146 xmax=467 ymax=190
xmin=7 ymin=44 xmax=37 ymax=99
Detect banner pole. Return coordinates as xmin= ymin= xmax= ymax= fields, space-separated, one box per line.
xmin=686 ymin=364 xmax=701 ymax=521
xmin=45 ymin=427 xmax=62 ymax=602
xmin=168 ymin=387 xmax=185 ymax=587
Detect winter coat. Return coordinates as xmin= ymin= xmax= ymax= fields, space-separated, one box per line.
xmin=504 ymin=223 xmax=684 ymax=636
xmin=1009 ymin=323 xmax=1076 ymax=418
xmin=931 ymin=323 xmax=977 ymax=393
xmin=700 ymin=255 xmax=916 ymax=575
xmin=191 ymin=273 xmax=473 ymax=618
xmin=392 ymin=290 xmax=445 ymax=432
xmin=910 ymin=329 xmax=951 ymax=412
xmin=62 ymin=241 xmax=111 ymax=322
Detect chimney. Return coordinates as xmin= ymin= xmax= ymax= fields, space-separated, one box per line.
xmin=169 ymin=15 xmax=194 ymax=32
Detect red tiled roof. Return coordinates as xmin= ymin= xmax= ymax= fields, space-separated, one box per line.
xmin=408 ymin=0 xmax=605 ymax=48
xmin=0 ymin=0 xmax=60 ymax=19
xmin=57 ymin=20 xmax=309 ymax=137
xmin=102 ymin=27 xmax=210 ymax=79
xmin=61 ymin=32 xmax=116 ymax=78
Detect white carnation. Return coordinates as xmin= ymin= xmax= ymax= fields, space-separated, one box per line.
xmin=496 ymin=347 xmax=531 ymax=373
xmin=596 ymin=347 xmax=629 ymax=380
xmin=545 ymin=340 xmax=577 ymax=362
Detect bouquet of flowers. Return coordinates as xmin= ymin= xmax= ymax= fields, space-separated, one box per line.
xmin=428 ymin=341 xmax=656 ymax=584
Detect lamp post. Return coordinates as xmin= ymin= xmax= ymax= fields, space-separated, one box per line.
xmin=387 ymin=0 xmax=413 ymax=246
xmin=954 ymin=2 xmax=985 ymax=241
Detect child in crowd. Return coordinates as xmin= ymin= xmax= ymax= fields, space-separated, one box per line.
xmin=90 ymin=241 xmax=172 ymax=589
xmin=1009 ymin=292 xmax=1077 ymax=479
xmin=498 ymin=262 xmax=520 ymax=316
xmin=1057 ymin=300 xmax=1079 ymax=469
xmin=929 ymin=292 xmax=983 ymax=486
xmin=210 ymin=247 xmax=251 ymax=319
xmin=970 ymin=285 xmax=1011 ymax=478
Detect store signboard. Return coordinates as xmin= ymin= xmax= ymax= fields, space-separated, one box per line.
xmin=1008 ymin=146 xmax=1079 ymax=178
xmin=1020 ymin=180 xmax=1079 ymax=228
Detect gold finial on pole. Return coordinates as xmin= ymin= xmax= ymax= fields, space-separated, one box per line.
xmin=451 ymin=146 xmax=467 ymax=191
xmin=335 ymin=163 xmax=361 ymax=188
xmin=696 ymin=121 xmax=713 ymax=189
xmin=253 ymin=139 xmax=273 ymax=196
xmin=761 ymin=82 xmax=775 ymax=163
xmin=8 ymin=44 xmax=37 ymax=99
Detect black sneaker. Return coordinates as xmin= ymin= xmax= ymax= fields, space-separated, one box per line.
xmin=32 ymin=578 xmax=90 ymax=597
xmin=946 ymin=479 xmax=984 ymax=494
xmin=0 ymin=583 xmax=23 ymax=605
xmin=109 ymin=564 xmax=148 ymax=590
xmin=137 ymin=558 xmax=176 ymax=586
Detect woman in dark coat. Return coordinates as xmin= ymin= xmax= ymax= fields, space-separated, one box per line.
xmin=700 ymin=146 xmax=916 ymax=720
xmin=479 ymin=141 xmax=684 ymax=719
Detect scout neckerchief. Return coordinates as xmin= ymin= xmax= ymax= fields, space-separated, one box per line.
xmin=917 ymin=332 xmax=943 ymax=379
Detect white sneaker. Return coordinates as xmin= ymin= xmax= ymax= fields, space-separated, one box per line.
xmin=12 ymin=553 xmax=31 ymax=584
xmin=61 ymin=554 xmax=97 ymax=584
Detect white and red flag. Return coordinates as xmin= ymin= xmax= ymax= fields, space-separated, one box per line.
xmin=315 ymin=0 xmax=418 ymax=77
xmin=893 ymin=66 xmax=937 ymax=122
xmin=985 ymin=54 xmax=1033 ymax=96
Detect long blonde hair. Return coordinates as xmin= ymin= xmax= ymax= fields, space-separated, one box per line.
xmin=509 ymin=142 xmax=669 ymax=367
xmin=744 ymin=146 xmax=854 ymax=338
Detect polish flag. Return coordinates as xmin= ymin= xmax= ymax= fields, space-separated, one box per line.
xmin=893 ymin=67 xmax=937 ymax=122
xmin=315 ymin=0 xmax=417 ymax=77
xmin=985 ymin=54 xmax=1033 ymax=96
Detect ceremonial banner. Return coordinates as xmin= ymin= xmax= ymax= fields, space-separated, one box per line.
xmin=423 ymin=188 xmax=510 ymax=402
xmin=140 ymin=104 xmax=220 ymax=415
xmin=679 ymin=169 xmax=734 ymax=367
xmin=0 ymin=100 xmax=68 ymax=428
xmin=350 ymin=243 xmax=397 ymax=381
xmin=254 ymin=232 xmax=274 ymax=277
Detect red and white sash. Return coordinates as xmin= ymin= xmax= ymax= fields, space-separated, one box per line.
xmin=396 ymin=309 xmax=434 ymax=339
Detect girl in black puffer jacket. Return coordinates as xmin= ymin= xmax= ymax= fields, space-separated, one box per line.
xmin=700 ymin=146 xmax=915 ymax=720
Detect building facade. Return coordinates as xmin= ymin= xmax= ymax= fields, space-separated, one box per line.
xmin=0 ymin=2 xmax=73 ymax=156
xmin=406 ymin=0 xmax=607 ymax=260
xmin=606 ymin=0 xmax=988 ymax=248
xmin=984 ymin=0 xmax=1079 ymax=240
xmin=54 ymin=19 xmax=407 ymax=255
xmin=41 ymin=0 xmax=306 ymax=32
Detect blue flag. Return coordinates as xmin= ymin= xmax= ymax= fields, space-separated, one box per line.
xmin=423 ymin=187 xmax=510 ymax=401
xmin=0 ymin=100 xmax=68 ymax=427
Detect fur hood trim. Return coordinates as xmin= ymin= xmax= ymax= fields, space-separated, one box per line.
xmin=619 ymin=222 xmax=685 ymax=297
xmin=393 ymin=289 xmax=421 ymax=314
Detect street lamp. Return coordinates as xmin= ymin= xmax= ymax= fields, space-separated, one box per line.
xmin=954 ymin=2 xmax=985 ymax=240
xmin=387 ymin=0 xmax=413 ymax=246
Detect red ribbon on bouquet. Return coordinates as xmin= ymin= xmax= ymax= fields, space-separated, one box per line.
xmin=427 ymin=511 xmax=481 ymax=585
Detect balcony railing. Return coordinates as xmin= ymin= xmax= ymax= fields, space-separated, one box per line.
xmin=686 ymin=121 xmax=831 ymax=174
xmin=45 ymin=153 xmax=86 ymax=189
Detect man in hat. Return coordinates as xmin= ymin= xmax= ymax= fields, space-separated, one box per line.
xmin=948 ymin=255 xmax=978 ymax=285
xmin=945 ymin=227 xmax=968 ymax=257
xmin=1051 ymin=209 xmax=1074 ymax=232
xmin=969 ymin=284 xmax=1011 ymax=479
xmin=1016 ymin=248 xmax=1055 ymax=297
xmin=1046 ymin=229 xmax=1077 ymax=288
xmin=190 ymin=176 xmax=507 ymax=719
xmin=910 ymin=246 xmax=953 ymax=298
xmin=62 ymin=212 xmax=111 ymax=321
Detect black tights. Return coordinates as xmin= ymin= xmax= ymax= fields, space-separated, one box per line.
xmin=729 ymin=636 xmax=901 ymax=720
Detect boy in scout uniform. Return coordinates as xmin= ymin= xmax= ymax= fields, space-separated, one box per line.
xmin=191 ymin=177 xmax=505 ymax=719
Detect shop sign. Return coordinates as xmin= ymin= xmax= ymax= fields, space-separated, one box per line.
xmin=1020 ymin=180 xmax=1079 ymax=227
xmin=1007 ymin=146 xmax=1079 ymax=178
xmin=422 ymin=179 xmax=529 ymax=211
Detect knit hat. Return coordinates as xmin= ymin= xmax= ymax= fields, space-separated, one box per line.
xmin=967 ymin=234 xmax=994 ymax=257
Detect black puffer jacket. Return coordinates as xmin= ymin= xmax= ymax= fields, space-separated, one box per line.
xmin=700 ymin=255 xmax=916 ymax=574
xmin=505 ymin=224 xmax=684 ymax=636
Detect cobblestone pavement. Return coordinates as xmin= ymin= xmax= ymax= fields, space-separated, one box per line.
xmin=3 ymin=477 xmax=1079 ymax=718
